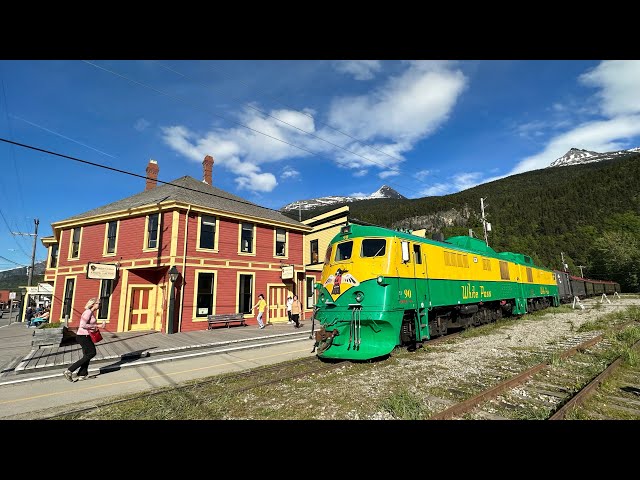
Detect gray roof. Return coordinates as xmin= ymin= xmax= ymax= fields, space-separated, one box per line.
xmin=60 ymin=176 xmax=306 ymax=228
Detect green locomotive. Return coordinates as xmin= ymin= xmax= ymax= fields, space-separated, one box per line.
xmin=313 ymin=223 xmax=560 ymax=360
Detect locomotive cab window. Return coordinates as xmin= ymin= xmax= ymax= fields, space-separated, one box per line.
xmin=361 ymin=239 xmax=386 ymax=257
xmin=526 ymin=267 xmax=533 ymax=283
xmin=335 ymin=241 xmax=353 ymax=261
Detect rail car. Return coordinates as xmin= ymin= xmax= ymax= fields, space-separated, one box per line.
xmin=553 ymin=270 xmax=621 ymax=303
xmin=313 ymin=224 xmax=560 ymax=361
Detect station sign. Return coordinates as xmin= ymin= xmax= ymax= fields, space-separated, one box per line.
xmin=87 ymin=262 xmax=118 ymax=280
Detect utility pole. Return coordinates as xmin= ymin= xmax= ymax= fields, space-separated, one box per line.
xmin=561 ymin=252 xmax=568 ymax=272
xmin=12 ymin=218 xmax=39 ymax=287
xmin=480 ymin=198 xmax=491 ymax=246
xmin=577 ymin=265 xmax=586 ymax=278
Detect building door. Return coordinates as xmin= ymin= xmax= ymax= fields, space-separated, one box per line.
xmin=126 ymin=286 xmax=155 ymax=331
xmin=268 ymin=285 xmax=289 ymax=323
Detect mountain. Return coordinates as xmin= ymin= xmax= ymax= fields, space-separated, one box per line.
xmin=280 ymin=185 xmax=406 ymax=212
xmin=549 ymin=146 xmax=640 ymax=167
xmin=0 ymin=261 xmax=46 ymax=290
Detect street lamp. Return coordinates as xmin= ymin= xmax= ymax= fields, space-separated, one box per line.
xmin=167 ymin=265 xmax=180 ymax=334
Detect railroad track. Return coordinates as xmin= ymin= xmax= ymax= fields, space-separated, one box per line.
xmin=427 ymin=322 xmax=640 ymax=420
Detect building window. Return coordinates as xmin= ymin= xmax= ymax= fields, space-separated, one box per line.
xmin=50 ymin=244 xmax=58 ymax=268
xmin=70 ymin=228 xmax=80 ymax=258
xmin=241 ymin=223 xmax=254 ymax=253
xmin=310 ymin=240 xmax=319 ymax=263
xmin=238 ymin=274 xmax=253 ymax=314
xmin=98 ymin=279 xmax=112 ymax=320
xmin=199 ymin=215 xmax=216 ymax=249
xmin=196 ymin=272 xmax=215 ymax=317
xmin=499 ymin=261 xmax=510 ymax=280
xmin=62 ymin=278 xmax=75 ymax=319
xmin=413 ymin=244 xmax=422 ymax=264
xmin=275 ymin=228 xmax=286 ymax=256
xmin=306 ymin=277 xmax=315 ymax=308
xmin=106 ymin=221 xmax=117 ymax=254
xmin=147 ymin=213 xmax=159 ymax=249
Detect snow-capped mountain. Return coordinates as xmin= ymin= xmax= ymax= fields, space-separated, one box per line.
xmin=549 ymin=146 xmax=640 ymax=168
xmin=280 ymin=185 xmax=406 ymax=212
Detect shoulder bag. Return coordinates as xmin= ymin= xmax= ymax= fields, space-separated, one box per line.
xmin=89 ymin=329 xmax=103 ymax=343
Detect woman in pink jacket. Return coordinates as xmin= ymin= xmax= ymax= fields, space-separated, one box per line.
xmin=63 ymin=298 xmax=105 ymax=382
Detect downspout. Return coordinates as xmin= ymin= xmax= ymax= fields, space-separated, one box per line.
xmin=177 ymin=205 xmax=191 ymax=332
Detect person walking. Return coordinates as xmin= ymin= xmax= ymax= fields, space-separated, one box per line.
xmin=290 ymin=294 xmax=303 ymax=328
xmin=252 ymin=293 xmax=267 ymax=329
xmin=286 ymin=295 xmax=293 ymax=324
xmin=63 ymin=298 xmax=105 ymax=382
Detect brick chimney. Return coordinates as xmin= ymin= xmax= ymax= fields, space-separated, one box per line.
xmin=203 ymin=155 xmax=214 ymax=185
xmin=145 ymin=159 xmax=159 ymax=191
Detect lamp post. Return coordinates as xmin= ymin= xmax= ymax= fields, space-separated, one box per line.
xmin=167 ymin=265 xmax=179 ymax=334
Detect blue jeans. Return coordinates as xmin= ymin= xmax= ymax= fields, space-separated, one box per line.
xmin=257 ymin=312 xmax=264 ymax=327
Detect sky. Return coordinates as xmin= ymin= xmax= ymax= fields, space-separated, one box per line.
xmin=1 ymin=59 xmax=640 ymax=272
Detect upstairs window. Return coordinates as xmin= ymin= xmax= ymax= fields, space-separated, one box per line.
xmin=310 ymin=239 xmax=319 ymax=263
xmin=50 ymin=244 xmax=58 ymax=268
xmin=106 ymin=221 xmax=118 ymax=254
xmin=275 ymin=228 xmax=286 ymax=256
xmin=199 ymin=215 xmax=216 ymax=249
xmin=241 ymin=223 xmax=254 ymax=253
xmin=70 ymin=228 xmax=80 ymax=258
xmin=147 ymin=213 xmax=159 ymax=249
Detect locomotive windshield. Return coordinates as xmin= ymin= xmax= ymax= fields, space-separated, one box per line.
xmin=335 ymin=241 xmax=353 ymax=261
xmin=361 ymin=238 xmax=386 ymax=257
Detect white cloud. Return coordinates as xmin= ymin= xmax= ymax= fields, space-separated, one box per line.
xmin=134 ymin=118 xmax=150 ymax=132
xmin=160 ymin=61 xmax=467 ymax=193
xmin=506 ymin=61 xmax=640 ymax=178
xmin=280 ymin=166 xmax=300 ymax=180
xmin=509 ymin=115 xmax=640 ymax=174
xmin=379 ymin=170 xmax=400 ymax=179
xmin=328 ymin=61 xmax=467 ymax=144
xmin=414 ymin=169 xmax=430 ymax=181
xmin=333 ymin=60 xmax=382 ymax=80
xmin=580 ymin=60 xmax=640 ymax=117
xmin=418 ymin=172 xmax=483 ymax=196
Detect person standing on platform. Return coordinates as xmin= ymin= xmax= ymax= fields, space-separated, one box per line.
xmin=290 ymin=294 xmax=303 ymax=328
xmin=252 ymin=293 xmax=267 ymax=329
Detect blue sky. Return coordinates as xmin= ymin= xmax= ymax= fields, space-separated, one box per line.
xmin=1 ymin=59 xmax=640 ymax=272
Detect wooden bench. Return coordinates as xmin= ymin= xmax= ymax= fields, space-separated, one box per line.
xmin=207 ymin=313 xmax=247 ymax=329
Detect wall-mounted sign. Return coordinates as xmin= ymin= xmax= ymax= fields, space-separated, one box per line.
xmin=281 ymin=265 xmax=294 ymax=280
xmin=87 ymin=262 xmax=118 ymax=280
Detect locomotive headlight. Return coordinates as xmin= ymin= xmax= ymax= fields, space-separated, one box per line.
xmin=320 ymin=293 xmax=325 ymax=303
xmin=377 ymin=276 xmax=385 ymax=285
xmin=354 ymin=291 xmax=364 ymax=303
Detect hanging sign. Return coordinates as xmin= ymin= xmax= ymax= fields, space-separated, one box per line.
xmin=87 ymin=262 xmax=118 ymax=280
xmin=281 ymin=265 xmax=294 ymax=280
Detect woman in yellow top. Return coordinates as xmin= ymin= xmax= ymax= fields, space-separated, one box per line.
xmin=290 ymin=294 xmax=303 ymax=328
xmin=252 ymin=293 xmax=267 ymax=329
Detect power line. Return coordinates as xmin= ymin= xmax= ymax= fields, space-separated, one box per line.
xmin=0 ymin=137 xmax=311 ymax=217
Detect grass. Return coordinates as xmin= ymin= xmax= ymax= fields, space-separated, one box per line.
xmin=378 ymin=387 xmax=427 ymax=420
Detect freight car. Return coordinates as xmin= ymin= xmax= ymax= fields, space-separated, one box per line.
xmin=554 ymin=272 xmax=621 ymax=302
xmin=313 ymin=224 xmax=560 ymax=361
